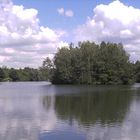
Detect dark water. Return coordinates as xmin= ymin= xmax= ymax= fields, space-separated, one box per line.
xmin=0 ymin=82 xmax=140 ymax=140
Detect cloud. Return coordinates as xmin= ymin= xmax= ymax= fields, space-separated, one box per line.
xmin=74 ymin=0 xmax=140 ymax=61
xmin=0 ymin=0 xmax=68 ymax=68
xmin=65 ymin=10 xmax=74 ymax=17
xmin=0 ymin=89 xmax=58 ymax=140
xmin=57 ymin=8 xmax=74 ymax=17
xmin=57 ymin=8 xmax=64 ymax=15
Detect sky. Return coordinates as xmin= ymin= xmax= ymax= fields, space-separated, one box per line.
xmin=0 ymin=0 xmax=140 ymax=68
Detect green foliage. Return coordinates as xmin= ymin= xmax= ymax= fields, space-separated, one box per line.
xmin=0 ymin=68 xmax=6 ymax=81
xmin=51 ymin=41 xmax=135 ymax=85
xmin=40 ymin=57 xmax=54 ymax=81
xmin=21 ymin=67 xmax=40 ymax=81
xmin=135 ymin=61 xmax=140 ymax=83
xmin=0 ymin=67 xmax=45 ymax=82
xmin=9 ymin=68 xmax=20 ymax=81
xmin=0 ymin=41 xmax=138 ymax=83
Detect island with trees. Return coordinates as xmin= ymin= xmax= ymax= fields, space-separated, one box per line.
xmin=0 ymin=41 xmax=140 ymax=85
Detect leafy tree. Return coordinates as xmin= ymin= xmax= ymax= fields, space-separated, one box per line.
xmin=52 ymin=47 xmax=73 ymax=84
xmin=135 ymin=61 xmax=140 ymax=82
xmin=9 ymin=68 xmax=20 ymax=81
xmin=40 ymin=57 xmax=53 ymax=81
xmin=51 ymin=41 xmax=135 ymax=85
xmin=0 ymin=68 xmax=6 ymax=81
xmin=0 ymin=41 xmax=137 ymax=84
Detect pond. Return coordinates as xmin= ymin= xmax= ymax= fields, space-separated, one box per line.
xmin=0 ymin=82 xmax=140 ymax=140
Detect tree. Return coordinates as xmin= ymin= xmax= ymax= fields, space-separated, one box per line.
xmin=40 ymin=57 xmax=53 ymax=81
xmin=0 ymin=68 xmax=6 ymax=81
xmin=51 ymin=41 xmax=135 ymax=85
xmin=134 ymin=61 xmax=140 ymax=83
xmin=9 ymin=68 xmax=20 ymax=81
xmin=52 ymin=47 xmax=73 ymax=84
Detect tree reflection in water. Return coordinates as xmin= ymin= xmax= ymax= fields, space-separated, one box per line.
xmin=42 ymin=86 xmax=133 ymax=127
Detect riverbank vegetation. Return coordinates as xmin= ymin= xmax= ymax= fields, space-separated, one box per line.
xmin=51 ymin=41 xmax=136 ymax=85
xmin=1 ymin=41 xmax=140 ymax=84
xmin=0 ymin=67 xmax=47 ymax=82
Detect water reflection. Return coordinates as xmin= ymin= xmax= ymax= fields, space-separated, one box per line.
xmin=42 ymin=85 xmax=140 ymax=140
xmin=0 ymin=96 xmax=58 ymax=140
xmin=43 ymin=86 xmax=133 ymax=127
xmin=0 ymin=82 xmax=58 ymax=140
xmin=0 ymin=83 xmax=140 ymax=140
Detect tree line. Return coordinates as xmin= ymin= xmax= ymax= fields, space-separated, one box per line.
xmin=0 ymin=67 xmax=49 ymax=82
xmin=1 ymin=41 xmax=140 ymax=84
xmin=46 ymin=41 xmax=140 ymax=85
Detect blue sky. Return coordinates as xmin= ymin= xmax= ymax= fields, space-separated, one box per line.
xmin=1 ymin=0 xmax=140 ymax=68
xmin=12 ymin=0 xmax=94 ymax=31
xmin=12 ymin=0 xmax=140 ymax=30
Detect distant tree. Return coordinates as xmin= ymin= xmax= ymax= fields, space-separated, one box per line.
xmin=52 ymin=47 xmax=73 ymax=84
xmin=51 ymin=41 xmax=135 ymax=85
xmin=9 ymin=68 xmax=20 ymax=81
xmin=135 ymin=61 xmax=140 ymax=83
xmin=0 ymin=68 xmax=6 ymax=81
xmin=40 ymin=57 xmax=54 ymax=81
xmin=0 ymin=41 xmax=137 ymax=84
xmin=23 ymin=67 xmax=40 ymax=81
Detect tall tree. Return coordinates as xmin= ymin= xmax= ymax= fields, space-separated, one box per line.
xmin=9 ymin=68 xmax=20 ymax=81
xmin=0 ymin=68 xmax=6 ymax=81
xmin=40 ymin=57 xmax=53 ymax=81
xmin=51 ymin=41 xmax=135 ymax=85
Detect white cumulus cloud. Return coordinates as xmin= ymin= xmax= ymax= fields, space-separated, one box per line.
xmin=0 ymin=0 xmax=68 ymax=68
xmin=74 ymin=0 xmax=140 ymax=61
xmin=57 ymin=8 xmax=74 ymax=17
xmin=65 ymin=10 xmax=74 ymax=17
xmin=57 ymin=8 xmax=64 ymax=15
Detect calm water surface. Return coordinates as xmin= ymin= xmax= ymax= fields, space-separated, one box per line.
xmin=0 ymin=82 xmax=140 ymax=140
